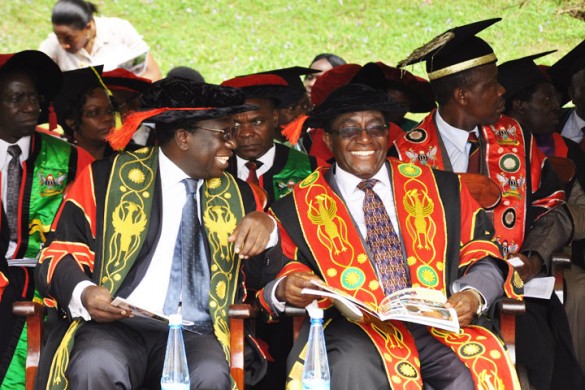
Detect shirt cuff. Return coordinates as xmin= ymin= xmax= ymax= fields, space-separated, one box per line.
xmin=266 ymin=215 xmax=279 ymax=249
xmin=453 ymin=284 xmax=488 ymax=314
xmin=270 ymin=276 xmax=287 ymax=312
xmin=69 ymin=280 xmax=96 ymax=321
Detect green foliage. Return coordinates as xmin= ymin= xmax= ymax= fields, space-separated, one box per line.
xmin=1 ymin=0 xmax=583 ymax=83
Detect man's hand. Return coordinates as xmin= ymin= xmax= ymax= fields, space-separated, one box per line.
xmin=276 ymin=272 xmax=322 ymax=308
xmin=512 ymin=252 xmax=543 ymax=283
xmin=81 ymin=286 xmax=131 ymax=323
xmin=229 ymin=211 xmax=274 ymax=259
xmin=445 ymin=290 xmax=481 ymax=327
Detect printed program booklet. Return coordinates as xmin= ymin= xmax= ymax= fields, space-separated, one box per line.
xmin=302 ymin=281 xmax=459 ymax=332
xmin=111 ymin=297 xmax=194 ymax=326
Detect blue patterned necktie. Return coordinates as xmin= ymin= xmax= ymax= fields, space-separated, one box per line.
xmin=6 ymin=145 xmax=22 ymax=241
xmin=163 ymin=178 xmax=212 ymax=334
xmin=358 ymin=179 xmax=409 ymax=295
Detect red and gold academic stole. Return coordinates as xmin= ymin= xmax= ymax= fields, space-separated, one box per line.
xmin=293 ymin=167 xmax=423 ymax=389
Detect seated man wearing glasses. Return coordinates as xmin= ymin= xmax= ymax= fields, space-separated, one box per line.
xmin=259 ymin=83 xmax=522 ymax=390
xmin=35 ymin=78 xmax=281 ymax=389
xmin=0 ymin=51 xmax=93 ymax=389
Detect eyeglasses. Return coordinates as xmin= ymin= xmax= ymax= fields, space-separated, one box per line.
xmin=193 ymin=126 xmax=236 ymax=141
xmin=331 ymin=124 xmax=389 ymax=139
xmin=2 ymin=93 xmax=44 ymax=108
xmin=83 ymin=107 xmax=115 ymax=119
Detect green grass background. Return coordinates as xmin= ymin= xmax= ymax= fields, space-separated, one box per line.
xmin=1 ymin=0 xmax=583 ymax=84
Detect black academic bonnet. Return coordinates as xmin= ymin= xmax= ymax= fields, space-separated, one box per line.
xmin=52 ymin=65 xmax=105 ymax=124
xmin=306 ymin=83 xmax=406 ymax=130
xmin=497 ymin=51 xmax=556 ymax=102
xmin=548 ymin=39 xmax=585 ymax=105
xmin=0 ymin=50 xmax=62 ymax=100
xmin=398 ymin=18 xmax=501 ymax=81
xmin=140 ymin=77 xmax=256 ymax=124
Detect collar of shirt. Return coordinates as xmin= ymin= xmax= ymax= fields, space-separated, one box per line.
xmin=159 ymin=148 xmax=203 ymax=206
xmin=0 ymin=136 xmax=31 ymax=171
xmin=562 ymin=110 xmax=585 ymax=142
xmin=236 ymin=143 xmax=276 ymax=181
xmin=435 ymin=109 xmax=478 ymax=154
xmin=333 ymin=162 xmax=400 ymax=238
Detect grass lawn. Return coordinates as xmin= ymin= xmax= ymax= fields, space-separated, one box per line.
xmin=1 ymin=0 xmax=583 ymax=83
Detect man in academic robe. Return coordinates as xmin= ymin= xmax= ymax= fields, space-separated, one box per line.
xmin=499 ymin=52 xmax=585 ymax=378
xmin=391 ymin=18 xmax=580 ymax=389
xmin=260 ymin=83 xmax=521 ymax=390
xmin=0 ymin=50 xmax=93 ymax=388
xmin=222 ymin=73 xmax=322 ymax=204
xmin=35 ymin=78 xmax=281 ymax=389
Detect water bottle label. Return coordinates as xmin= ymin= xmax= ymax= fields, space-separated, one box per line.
xmin=302 ymin=378 xmax=331 ymax=390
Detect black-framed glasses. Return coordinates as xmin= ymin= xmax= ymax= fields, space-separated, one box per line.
xmin=2 ymin=93 xmax=44 ymax=108
xmin=331 ymin=124 xmax=389 ymax=139
xmin=193 ymin=126 xmax=236 ymax=141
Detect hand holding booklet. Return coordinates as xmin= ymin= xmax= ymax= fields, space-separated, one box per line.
xmin=111 ymin=297 xmax=194 ymax=326
xmin=301 ymin=280 xmax=459 ymax=332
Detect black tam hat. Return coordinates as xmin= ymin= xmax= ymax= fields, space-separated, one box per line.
xmin=108 ymin=78 xmax=255 ymax=150
xmin=306 ymin=83 xmax=406 ymax=130
xmin=398 ymin=18 xmax=501 ymax=81
xmin=497 ymin=51 xmax=556 ymax=102
xmin=0 ymin=50 xmax=62 ymax=100
xmin=548 ymin=40 xmax=585 ymax=105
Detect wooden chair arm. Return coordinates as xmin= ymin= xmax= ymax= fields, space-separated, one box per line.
xmin=497 ymin=298 xmax=526 ymax=364
xmin=552 ymin=250 xmax=571 ymax=304
xmin=229 ymin=303 xmax=258 ymax=390
xmin=13 ymin=301 xmax=46 ymax=390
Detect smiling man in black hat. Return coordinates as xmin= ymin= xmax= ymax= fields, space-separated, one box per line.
xmin=35 ymin=77 xmax=281 ymax=389
xmin=0 ymin=50 xmax=93 ymax=388
xmin=258 ymin=83 xmax=520 ymax=390
xmin=392 ymin=18 xmax=579 ymax=389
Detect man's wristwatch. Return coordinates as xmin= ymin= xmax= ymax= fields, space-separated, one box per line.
xmin=466 ymin=288 xmax=484 ymax=316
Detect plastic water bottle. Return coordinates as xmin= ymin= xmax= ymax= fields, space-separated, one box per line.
xmin=161 ymin=314 xmax=190 ymax=390
xmin=302 ymin=301 xmax=330 ymax=390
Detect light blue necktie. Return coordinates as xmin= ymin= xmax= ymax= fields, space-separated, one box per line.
xmin=163 ymin=178 xmax=212 ymax=334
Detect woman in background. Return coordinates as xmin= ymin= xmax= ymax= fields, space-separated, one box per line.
xmin=39 ymin=0 xmax=162 ymax=81
xmin=304 ymin=53 xmax=346 ymax=95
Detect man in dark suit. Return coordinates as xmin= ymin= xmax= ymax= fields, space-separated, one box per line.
xmin=35 ymin=78 xmax=280 ymax=389
xmin=259 ymin=83 xmax=521 ymax=390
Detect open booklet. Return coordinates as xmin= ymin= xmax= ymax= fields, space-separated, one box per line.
xmin=111 ymin=297 xmax=194 ymax=326
xmin=302 ymin=280 xmax=459 ymax=332
xmin=117 ymin=50 xmax=148 ymax=75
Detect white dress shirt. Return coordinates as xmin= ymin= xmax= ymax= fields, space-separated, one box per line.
xmin=435 ymin=110 xmax=479 ymax=173
xmin=0 ymin=136 xmax=31 ymax=259
xmin=235 ymin=144 xmax=276 ymax=181
xmin=561 ymin=110 xmax=585 ymax=144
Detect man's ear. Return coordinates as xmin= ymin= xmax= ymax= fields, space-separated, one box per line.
xmin=452 ymin=87 xmax=467 ymax=106
xmin=323 ymin=131 xmax=333 ymax=152
xmin=174 ymin=128 xmax=191 ymax=151
xmin=65 ymin=118 xmax=76 ymax=132
xmin=272 ymin=109 xmax=279 ymax=126
xmin=511 ymin=99 xmax=526 ymax=117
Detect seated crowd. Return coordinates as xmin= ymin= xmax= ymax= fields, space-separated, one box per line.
xmin=0 ymin=2 xmax=584 ymax=389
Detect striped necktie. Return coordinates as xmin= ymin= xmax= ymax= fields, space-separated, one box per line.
xmin=358 ymin=179 xmax=409 ymax=295
xmin=6 ymin=145 xmax=22 ymax=241
xmin=467 ymin=132 xmax=481 ymax=173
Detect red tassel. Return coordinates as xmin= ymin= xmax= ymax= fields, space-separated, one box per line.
xmin=48 ymin=103 xmax=57 ymax=131
xmin=106 ymin=107 xmax=213 ymax=151
xmin=281 ymin=114 xmax=308 ymax=146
